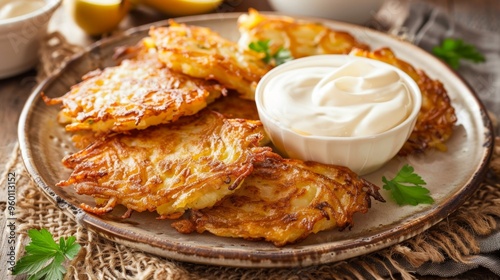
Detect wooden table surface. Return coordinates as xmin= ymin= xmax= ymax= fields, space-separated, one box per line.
xmin=1 ymin=0 xmax=499 ymax=278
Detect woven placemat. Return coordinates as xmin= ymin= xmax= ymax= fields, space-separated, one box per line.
xmin=7 ymin=32 xmax=500 ymax=280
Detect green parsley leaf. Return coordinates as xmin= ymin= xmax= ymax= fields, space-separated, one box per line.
xmin=382 ymin=164 xmax=434 ymax=206
xmin=249 ymin=40 xmax=293 ymax=66
xmin=13 ymin=228 xmax=81 ymax=280
xmin=432 ymin=38 xmax=485 ymax=69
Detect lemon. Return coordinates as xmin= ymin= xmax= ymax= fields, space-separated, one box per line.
xmin=72 ymin=0 xmax=131 ymax=36
xmin=140 ymin=0 xmax=223 ymax=17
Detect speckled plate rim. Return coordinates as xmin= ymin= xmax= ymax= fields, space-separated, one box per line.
xmin=18 ymin=12 xmax=494 ymax=268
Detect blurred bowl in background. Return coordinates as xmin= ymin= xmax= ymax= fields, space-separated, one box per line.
xmin=0 ymin=0 xmax=61 ymax=79
xmin=267 ymin=0 xmax=385 ymax=25
xmin=140 ymin=0 xmax=224 ymax=17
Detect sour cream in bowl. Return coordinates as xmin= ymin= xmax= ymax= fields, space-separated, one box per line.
xmin=255 ymin=55 xmax=422 ymax=175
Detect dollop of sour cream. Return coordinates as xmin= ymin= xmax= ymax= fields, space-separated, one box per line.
xmin=0 ymin=0 xmax=46 ymax=20
xmin=262 ymin=59 xmax=413 ymax=137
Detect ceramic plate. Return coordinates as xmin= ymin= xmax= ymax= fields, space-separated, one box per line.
xmin=18 ymin=13 xmax=493 ymax=268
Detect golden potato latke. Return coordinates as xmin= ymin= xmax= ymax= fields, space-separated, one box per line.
xmin=43 ymin=39 xmax=226 ymax=134
xmin=57 ymin=110 xmax=271 ymax=218
xmin=351 ymin=47 xmax=457 ymax=155
xmin=177 ymin=153 xmax=384 ymax=246
xmin=237 ymin=9 xmax=370 ymax=59
xmin=150 ymin=21 xmax=271 ymax=100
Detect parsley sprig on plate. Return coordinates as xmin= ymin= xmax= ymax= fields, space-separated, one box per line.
xmin=432 ymin=38 xmax=485 ymax=69
xmin=249 ymin=40 xmax=293 ymax=66
xmin=382 ymin=164 xmax=434 ymax=206
xmin=13 ymin=228 xmax=81 ymax=280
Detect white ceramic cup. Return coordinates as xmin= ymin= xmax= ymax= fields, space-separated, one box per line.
xmin=0 ymin=0 xmax=61 ymax=79
xmin=256 ymin=55 xmax=422 ymax=175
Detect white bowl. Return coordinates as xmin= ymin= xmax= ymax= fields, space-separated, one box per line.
xmin=267 ymin=0 xmax=385 ymax=25
xmin=255 ymin=55 xmax=422 ymax=175
xmin=0 ymin=0 xmax=61 ymax=79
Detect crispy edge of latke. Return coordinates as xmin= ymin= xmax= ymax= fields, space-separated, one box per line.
xmin=173 ymin=152 xmax=384 ymax=246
